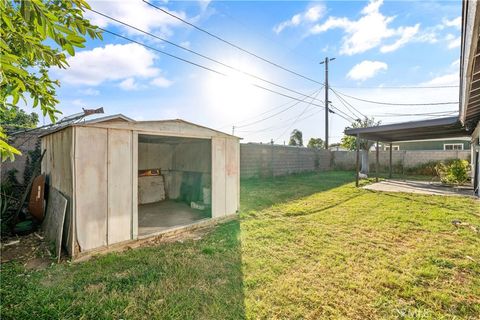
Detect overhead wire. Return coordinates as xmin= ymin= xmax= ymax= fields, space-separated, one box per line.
xmin=330 ymin=84 xmax=459 ymax=89
xmin=89 ymin=9 xmax=325 ymax=103
xmin=99 ymin=28 xmax=328 ymax=108
xmin=330 ymin=87 xmax=366 ymax=119
xmin=333 ymin=89 xmax=459 ymax=106
xmin=273 ymin=90 xmax=323 ymax=143
xmin=218 ymin=88 xmax=320 ymax=129
xmin=142 ymin=0 xmax=324 ymax=85
xmin=235 ymin=87 xmax=323 ymax=129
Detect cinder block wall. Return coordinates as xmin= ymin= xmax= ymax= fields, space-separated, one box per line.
xmin=332 ymin=150 xmax=471 ymax=171
xmin=240 ymin=144 xmax=471 ymax=179
xmin=240 ymin=144 xmax=331 ymax=178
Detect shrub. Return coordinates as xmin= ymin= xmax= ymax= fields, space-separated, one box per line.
xmin=435 ymin=159 xmax=470 ymax=185
xmin=405 ymin=161 xmax=440 ymax=177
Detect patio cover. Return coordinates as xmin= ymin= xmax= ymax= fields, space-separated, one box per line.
xmin=344 ymin=116 xmax=470 ymax=142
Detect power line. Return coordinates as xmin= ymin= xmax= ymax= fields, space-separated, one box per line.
xmin=218 ymin=88 xmax=320 ymax=129
xmin=331 ymin=85 xmax=459 ymax=89
xmin=235 ymin=87 xmax=323 ymax=129
xmin=329 ymin=104 xmax=357 ymax=122
xmin=89 ymin=9 xmax=325 ymax=104
xmin=237 ymin=108 xmax=321 ymax=135
xmin=330 ymin=88 xmax=365 ymax=120
xmin=100 ymin=28 xmax=328 ymax=108
xmin=274 ymin=91 xmax=322 ymax=143
xmin=333 ymin=89 xmax=459 ymax=106
xmin=142 ymin=0 xmax=323 ymax=85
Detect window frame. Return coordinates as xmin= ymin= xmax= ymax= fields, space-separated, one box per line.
xmin=443 ymin=143 xmax=464 ymax=150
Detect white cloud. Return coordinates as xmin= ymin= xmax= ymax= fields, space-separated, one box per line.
xmin=443 ymin=16 xmax=461 ymax=29
xmin=380 ymin=24 xmax=420 ymax=53
xmin=422 ymin=72 xmax=458 ymax=86
xmin=274 ymin=4 xmax=325 ymax=34
xmin=59 ymin=43 xmax=159 ymax=86
xmin=119 ymin=78 xmax=139 ymax=91
xmin=347 ymin=60 xmax=388 ymax=81
xmin=310 ymin=0 xmax=421 ymax=55
xmin=79 ymin=88 xmax=100 ymax=96
xmin=150 ymin=77 xmax=173 ymax=88
xmin=445 ymin=34 xmax=461 ymax=49
xmin=72 ymin=99 xmax=85 ymax=107
xmin=86 ymin=0 xmax=187 ymax=37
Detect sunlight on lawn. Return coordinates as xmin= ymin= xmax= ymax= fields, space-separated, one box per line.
xmin=1 ymin=171 xmax=479 ymax=319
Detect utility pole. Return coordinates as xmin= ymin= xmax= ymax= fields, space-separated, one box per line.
xmin=320 ymin=57 xmax=335 ymax=149
xmin=232 ymin=125 xmax=235 ymax=135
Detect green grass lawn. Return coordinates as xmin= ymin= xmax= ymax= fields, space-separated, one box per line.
xmin=1 ymin=171 xmax=479 ymax=319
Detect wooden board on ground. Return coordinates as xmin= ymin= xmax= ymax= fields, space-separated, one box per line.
xmin=42 ymin=188 xmax=67 ymax=262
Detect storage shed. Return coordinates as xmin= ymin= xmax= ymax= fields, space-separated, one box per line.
xmin=41 ymin=115 xmax=240 ymax=258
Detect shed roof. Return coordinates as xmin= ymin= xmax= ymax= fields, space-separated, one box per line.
xmin=41 ymin=114 xmax=240 ymax=139
xmin=344 ymin=116 xmax=471 ymax=142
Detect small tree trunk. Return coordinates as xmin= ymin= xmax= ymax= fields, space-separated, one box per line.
xmin=361 ymin=149 xmax=369 ymax=174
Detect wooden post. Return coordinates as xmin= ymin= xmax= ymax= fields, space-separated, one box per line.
xmin=389 ymin=142 xmax=393 ymax=179
xmin=376 ymin=141 xmax=379 ymax=182
xmin=355 ymin=134 xmax=360 ymax=187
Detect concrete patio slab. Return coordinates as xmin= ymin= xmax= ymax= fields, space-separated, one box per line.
xmin=363 ymin=180 xmax=474 ymax=197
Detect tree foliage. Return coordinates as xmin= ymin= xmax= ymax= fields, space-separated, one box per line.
xmin=1 ymin=105 xmax=38 ymax=131
xmin=288 ymin=129 xmax=303 ymax=146
xmin=0 ymin=0 xmax=102 ymax=161
xmin=307 ymin=137 xmax=325 ymax=149
xmin=341 ymin=117 xmax=381 ymax=151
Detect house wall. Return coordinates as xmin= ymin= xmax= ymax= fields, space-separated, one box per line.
xmin=381 ymin=140 xmax=471 ymax=151
xmin=41 ymin=127 xmax=74 ymax=256
xmin=472 ymin=122 xmax=480 ymax=196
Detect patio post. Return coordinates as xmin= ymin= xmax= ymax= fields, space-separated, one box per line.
xmin=356 ymin=134 xmax=360 ymax=187
xmin=389 ymin=142 xmax=393 ymax=179
xmin=376 ymin=141 xmax=379 ymax=182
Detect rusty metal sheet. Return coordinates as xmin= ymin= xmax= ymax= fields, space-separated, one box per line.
xmin=28 ymin=174 xmax=46 ymax=222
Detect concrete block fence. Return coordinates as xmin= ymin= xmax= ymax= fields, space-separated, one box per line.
xmin=240 ymin=143 xmax=471 ymax=178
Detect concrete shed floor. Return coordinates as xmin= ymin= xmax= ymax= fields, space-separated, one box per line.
xmin=139 ymin=200 xmax=210 ymax=236
xmin=363 ymin=180 xmax=474 ymax=197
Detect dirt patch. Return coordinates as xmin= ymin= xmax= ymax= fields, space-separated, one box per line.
xmin=1 ymin=231 xmax=54 ymax=269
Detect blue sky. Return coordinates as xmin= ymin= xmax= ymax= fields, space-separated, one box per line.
xmin=44 ymin=0 xmax=462 ymax=144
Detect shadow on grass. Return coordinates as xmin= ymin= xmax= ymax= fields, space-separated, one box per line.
xmin=1 ymin=220 xmax=246 ymax=320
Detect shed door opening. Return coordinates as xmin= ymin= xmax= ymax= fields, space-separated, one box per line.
xmin=137 ymin=134 xmax=212 ymax=236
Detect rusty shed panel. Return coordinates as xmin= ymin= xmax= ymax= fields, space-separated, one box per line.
xmin=225 ymin=139 xmax=240 ymax=215
xmin=41 ymin=127 xmax=74 ymax=256
xmin=75 ymin=126 xmax=108 ymax=251
xmin=211 ymin=137 xmax=226 ymax=218
xmin=107 ymin=129 xmax=133 ymax=245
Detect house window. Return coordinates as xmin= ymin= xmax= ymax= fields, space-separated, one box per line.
xmin=384 ymin=145 xmax=400 ymax=151
xmin=444 ymin=143 xmax=464 ymax=150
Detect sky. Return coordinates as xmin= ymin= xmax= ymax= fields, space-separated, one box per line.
xmin=39 ymin=0 xmax=462 ymax=145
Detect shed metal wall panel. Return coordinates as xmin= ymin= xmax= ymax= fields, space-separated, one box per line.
xmin=107 ymin=129 xmax=132 ymax=244
xmin=41 ymin=127 xmax=74 ymax=255
xmin=132 ymin=131 xmax=139 ymax=239
xmin=211 ymin=137 xmax=226 ymax=218
xmin=225 ymin=139 xmax=239 ymax=215
xmin=75 ymin=127 xmax=108 ymax=251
